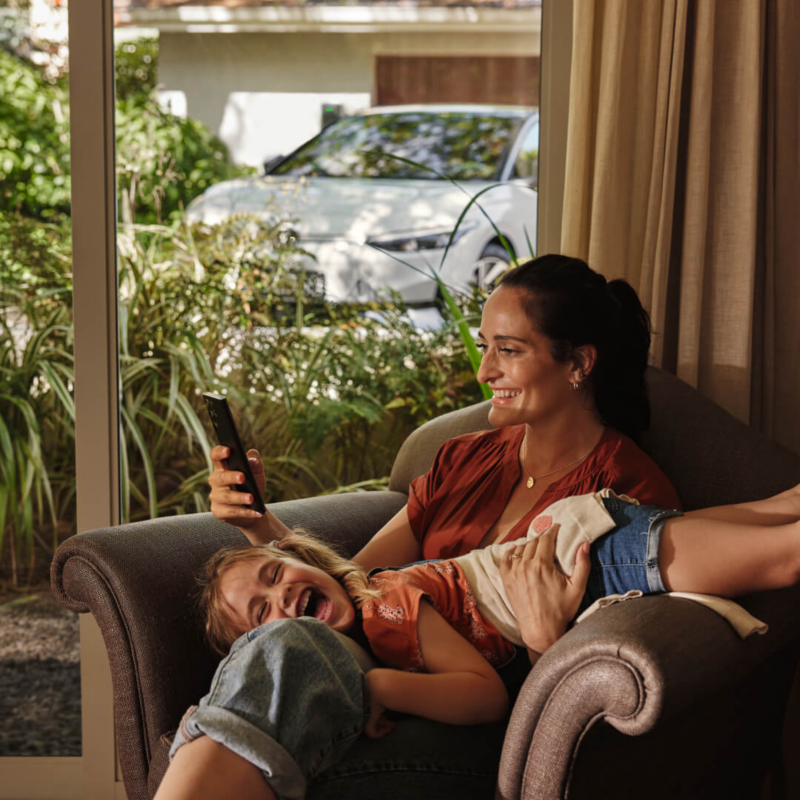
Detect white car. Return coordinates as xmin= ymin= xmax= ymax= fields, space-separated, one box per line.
xmin=186 ymin=105 xmax=539 ymax=304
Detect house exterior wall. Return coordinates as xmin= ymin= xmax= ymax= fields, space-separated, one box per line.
xmin=157 ymin=30 xmax=541 ymax=166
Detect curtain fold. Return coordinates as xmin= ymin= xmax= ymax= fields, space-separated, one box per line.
xmin=561 ymin=0 xmax=800 ymax=454
xmin=757 ymin=0 xmax=800 ymax=454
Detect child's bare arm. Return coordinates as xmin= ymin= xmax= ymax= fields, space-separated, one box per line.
xmin=366 ymin=600 xmax=509 ymax=726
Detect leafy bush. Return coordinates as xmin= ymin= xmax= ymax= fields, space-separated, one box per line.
xmin=0 ymin=211 xmax=483 ymax=582
xmin=114 ymin=35 xmax=255 ymax=224
xmin=239 ymin=301 xmax=483 ymax=499
xmin=116 ymin=96 xmax=256 ymax=225
xmin=0 ymin=214 xmax=75 ymax=583
xmin=0 ymin=211 xmax=72 ymax=302
xmin=115 ymin=37 xmax=158 ymax=102
xmin=0 ymin=50 xmax=70 ymax=219
xmin=114 ymin=214 xmax=315 ymax=518
xmin=0 ymin=41 xmax=254 ymax=224
xmin=115 ymin=216 xmax=483 ymax=511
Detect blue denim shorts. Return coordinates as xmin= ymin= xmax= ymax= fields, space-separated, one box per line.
xmin=576 ymin=495 xmax=683 ymax=617
xmin=169 ymin=617 xmax=370 ymax=800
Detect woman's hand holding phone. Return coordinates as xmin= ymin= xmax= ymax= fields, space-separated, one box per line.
xmin=208 ymin=446 xmax=265 ymax=521
xmin=208 ymin=447 xmax=291 ymax=545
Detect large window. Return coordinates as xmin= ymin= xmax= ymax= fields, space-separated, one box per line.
xmin=0 ymin=1 xmax=571 ymax=796
xmin=112 ymin=2 xmax=542 ymax=529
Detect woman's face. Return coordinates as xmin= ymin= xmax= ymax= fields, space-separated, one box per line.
xmin=476 ymin=286 xmax=579 ymax=427
xmin=219 ymin=554 xmax=356 ymax=640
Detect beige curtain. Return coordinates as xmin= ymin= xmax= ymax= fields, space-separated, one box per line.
xmin=560 ymin=0 xmax=800 ymax=455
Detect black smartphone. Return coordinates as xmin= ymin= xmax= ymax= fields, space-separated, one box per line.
xmin=202 ymin=392 xmax=266 ymax=514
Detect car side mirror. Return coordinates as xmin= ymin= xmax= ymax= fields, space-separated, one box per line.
xmin=263 ymin=154 xmax=285 ymax=175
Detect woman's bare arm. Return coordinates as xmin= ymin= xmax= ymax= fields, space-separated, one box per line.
xmin=351 ymin=506 xmax=420 ymax=571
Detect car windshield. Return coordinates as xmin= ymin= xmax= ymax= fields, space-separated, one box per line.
xmin=270 ymin=111 xmax=526 ymax=181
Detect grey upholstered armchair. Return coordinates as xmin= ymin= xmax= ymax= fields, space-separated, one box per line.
xmin=52 ymin=368 xmax=800 ymax=800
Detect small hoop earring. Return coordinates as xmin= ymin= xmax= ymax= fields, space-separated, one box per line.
xmin=572 ymin=381 xmax=580 ymax=391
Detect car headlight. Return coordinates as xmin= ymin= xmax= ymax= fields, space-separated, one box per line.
xmin=368 ymin=222 xmax=477 ymax=252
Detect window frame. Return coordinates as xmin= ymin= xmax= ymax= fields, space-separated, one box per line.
xmin=0 ymin=0 xmax=571 ymax=796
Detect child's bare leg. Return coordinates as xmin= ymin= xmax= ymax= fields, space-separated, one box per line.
xmin=154 ymin=736 xmax=276 ymax=800
xmin=659 ymin=516 xmax=800 ymax=597
xmin=684 ymin=483 xmax=800 ymax=526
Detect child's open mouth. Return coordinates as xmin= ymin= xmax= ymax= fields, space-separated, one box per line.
xmin=297 ymin=587 xmax=332 ymax=622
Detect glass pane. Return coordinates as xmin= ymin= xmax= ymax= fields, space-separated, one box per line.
xmin=272 ymin=110 xmax=526 ymax=180
xmin=0 ymin=0 xmax=80 ymax=757
xmin=112 ymin=3 xmax=542 ymax=519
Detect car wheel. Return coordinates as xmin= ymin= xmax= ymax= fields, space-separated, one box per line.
xmin=473 ymin=243 xmax=513 ymax=290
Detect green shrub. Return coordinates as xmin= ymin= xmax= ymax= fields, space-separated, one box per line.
xmin=0 ymin=214 xmax=75 ymax=583
xmin=0 ymin=50 xmax=71 ymax=219
xmin=115 ymin=95 xmax=256 ymax=225
xmin=115 ymin=36 xmax=158 ymax=102
xmin=114 ymin=35 xmax=257 ymax=223
xmin=0 ymin=211 xmax=73 ymax=303
xmin=0 ymin=207 xmax=484 ymax=582
xmin=114 ymin=214 xmax=315 ymax=518
xmin=116 ymin=216 xmax=483 ymax=511
xmin=0 ymin=42 xmax=255 ymax=225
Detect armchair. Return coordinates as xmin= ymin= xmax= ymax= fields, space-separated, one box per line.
xmin=52 ymin=368 xmax=800 ymax=799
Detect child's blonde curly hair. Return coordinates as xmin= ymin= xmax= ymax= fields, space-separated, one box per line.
xmin=199 ymin=530 xmax=381 ymax=655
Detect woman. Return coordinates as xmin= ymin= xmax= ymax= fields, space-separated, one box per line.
xmin=158 ymin=255 xmax=680 ymax=799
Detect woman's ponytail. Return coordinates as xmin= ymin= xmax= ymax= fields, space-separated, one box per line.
xmin=593 ymin=279 xmax=652 ymax=439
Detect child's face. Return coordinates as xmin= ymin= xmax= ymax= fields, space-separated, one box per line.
xmin=219 ymin=554 xmax=356 ymax=640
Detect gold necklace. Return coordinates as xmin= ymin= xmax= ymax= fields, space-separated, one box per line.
xmin=519 ymin=441 xmax=594 ymax=489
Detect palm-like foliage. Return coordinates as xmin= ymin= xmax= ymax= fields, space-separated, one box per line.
xmin=0 ymin=288 xmax=74 ymax=584
xmin=1 ymin=211 xmax=487 ymax=584
xmin=114 ymin=213 xmax=342 ymax=518
xmin=117 ymin=223 xmax=214 ymax=521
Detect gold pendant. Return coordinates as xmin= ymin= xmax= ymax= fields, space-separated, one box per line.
xmin=526 ymin=476 xmax=535 ymax=489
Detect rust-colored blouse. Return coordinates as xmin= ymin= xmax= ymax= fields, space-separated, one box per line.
xmin=407 ymin=425 xmax=681 ymax=561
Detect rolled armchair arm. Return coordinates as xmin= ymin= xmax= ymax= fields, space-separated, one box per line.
xmin=498 ymin=584 xmax=800 ymax=800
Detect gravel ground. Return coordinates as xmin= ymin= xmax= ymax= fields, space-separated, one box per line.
xmin=0 ymin=585 xmax=81 ymax=756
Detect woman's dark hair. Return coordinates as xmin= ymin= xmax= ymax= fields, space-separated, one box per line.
xmin=498 ymin=254 xmax=652 ymax=440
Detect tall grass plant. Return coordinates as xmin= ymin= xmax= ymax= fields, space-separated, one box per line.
xmin=0 ymin=213 xmax=484 ymax=584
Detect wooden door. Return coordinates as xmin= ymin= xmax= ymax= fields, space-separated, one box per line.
xmin=375 ymin=55 xmax=539 ymax=107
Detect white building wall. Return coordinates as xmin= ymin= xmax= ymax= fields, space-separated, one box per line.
xmin=157 ymin=30 xmax=540 ymax=167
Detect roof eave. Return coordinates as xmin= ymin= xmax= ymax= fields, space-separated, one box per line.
xmin=116 ymin=5 xmax=541 ymax=35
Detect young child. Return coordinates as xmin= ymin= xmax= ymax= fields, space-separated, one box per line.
xmin=200 ymin=486 xmax=800 ymax=736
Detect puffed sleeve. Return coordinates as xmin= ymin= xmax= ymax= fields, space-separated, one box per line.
xmin=406 ymin=438 xmax=460 ymax=545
